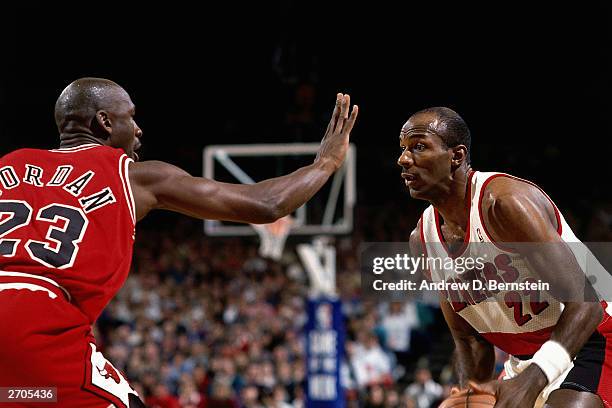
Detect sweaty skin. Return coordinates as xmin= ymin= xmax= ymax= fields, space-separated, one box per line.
xmin=402 ymin=111 xmax=603 ymax=408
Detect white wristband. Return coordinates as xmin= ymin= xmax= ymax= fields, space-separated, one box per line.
xmin=531 ymin=340 xmax=572 ymax=384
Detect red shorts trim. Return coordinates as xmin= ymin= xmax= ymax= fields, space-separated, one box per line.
xmin=559 ymin=311 xmax=612 ymax=407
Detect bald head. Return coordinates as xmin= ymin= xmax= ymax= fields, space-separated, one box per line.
xmin=404 ymin=107 xmax=471 ymax=163
xmin=54 ymin=77 xmax=130 ymax=133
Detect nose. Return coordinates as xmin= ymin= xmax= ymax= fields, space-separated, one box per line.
xmin=397 ymin=150 xmax=413 ymax=168
xmin=135 ymin=124 xmax=143 ymax=139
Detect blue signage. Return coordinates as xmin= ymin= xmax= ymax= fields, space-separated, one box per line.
xmin=305 ymin=298 xmax=345 ymax=408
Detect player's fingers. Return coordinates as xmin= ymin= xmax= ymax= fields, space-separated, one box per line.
xmin=468 ymin=380 xmax=497 ymax=396
xmin=342 ymin=94 xmax=350 ymax=119
xmin=450 ymin=387 xmax=462 ymax=395
xmin=331 ymin=93 xmax=344 ymax=126
xmin=323 ymin=93 xmax=343 ymax=139
xmin=334 ymin=94 xmax=350 ymax=133
xmin=342 ymin=105 xmax=358 ymax=136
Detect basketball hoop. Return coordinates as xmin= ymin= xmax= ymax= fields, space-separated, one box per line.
xmin=251 ymin=216 xmax=294 ymax=261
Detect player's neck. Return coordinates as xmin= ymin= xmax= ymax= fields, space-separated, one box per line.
xmin=59 ymin=133 xmax=104 ymax=149
xmin=431 ymin=167 xmax=473 ymax=230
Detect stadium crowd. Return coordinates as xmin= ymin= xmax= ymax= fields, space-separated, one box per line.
xmin=96 ymin=213 xmax=449 ymax=408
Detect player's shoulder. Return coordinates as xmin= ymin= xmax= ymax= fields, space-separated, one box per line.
xmin=3 ymin=144 xmax=122 ymax=160
xmin=1 ymin=147 xmax=45 ymax=161
xmin=409 ymin=219 xmax=421 ymax=244
xmin=130 ymin=160 xmax=183 ymax=175
xmin=479 ymin=171 xmax=549 ymax=213
xmin=410 ymin=207 xmax=425 ymax=236
xmin=410 ymin=206 xmax=433 ymax=250
xmin=478 ymin=171 xmax=557 ymax=240
xmin=128 ymin=160 xmax=189 ymax=187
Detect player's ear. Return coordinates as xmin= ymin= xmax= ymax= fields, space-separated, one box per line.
xmin=450 ymin=145 xmax=468 ymax=169
xmin=94 ymin=110 xmax=112 ymax=138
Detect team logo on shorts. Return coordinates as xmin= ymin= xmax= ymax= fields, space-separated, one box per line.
xmin=97 ymin=362 xmax=121 ymax=384
xmin=86 ymin=343 xmax=139 ymax=408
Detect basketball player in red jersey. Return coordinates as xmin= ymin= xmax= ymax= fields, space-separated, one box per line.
xmin=0 ymin=78 xmax=357 ymax=407
xmin=401 ymin=108 xmax=611 ymax=407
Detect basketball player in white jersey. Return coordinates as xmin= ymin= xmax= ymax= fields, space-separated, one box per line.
xmin=400 ymin=107 xmax=612 ymax=408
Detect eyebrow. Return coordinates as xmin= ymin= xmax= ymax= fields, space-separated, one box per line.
xmin=399 ymin=131 xmax=428 ymax=140
xmin=400 ymin=126 xmax=443 ymax=140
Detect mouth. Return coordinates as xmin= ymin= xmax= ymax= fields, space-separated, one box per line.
xmin=401 ymin=172 xmax=418 ymax=187
xmin=133 ymin=144 xmax=142 ymax=161
xmin=401 ymin=173 xmax=416 ymax=181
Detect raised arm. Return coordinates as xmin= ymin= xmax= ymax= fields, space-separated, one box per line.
xmin=129 ymin=94 xmax=358 ymax=223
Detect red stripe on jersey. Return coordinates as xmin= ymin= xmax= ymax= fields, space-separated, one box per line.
xmin=596 ymin=304 xmax=612 ymax=408
xmin=118 ymin=155 xmax=135 ymax=225
xmin=433 ymin=170 xmax=475 ymax=259
xmin=419 ymin=215 xmax=431 ymax=281
xmin=50 ymin=144 xmax=101 ymax=153
xmin=0 ymin=273 xmax=70 ymax=301
xmin=596 ymin=332 xmax=612 ymax=408
xmin=480 ymin=325 xmax=555 ymax=356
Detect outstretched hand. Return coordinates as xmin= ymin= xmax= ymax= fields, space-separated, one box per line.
xmin=315 ymin=93 xmax=358 ymax=171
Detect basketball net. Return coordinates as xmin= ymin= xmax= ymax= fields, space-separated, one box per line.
xmin=251 ymin=215 xmax=294 ymax=261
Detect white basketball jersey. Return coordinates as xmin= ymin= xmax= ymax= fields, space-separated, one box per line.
xmin=420 ymin=171 xmax=592 ymax=356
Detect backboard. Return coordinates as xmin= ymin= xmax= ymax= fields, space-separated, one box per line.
xmin=203 ymin=143 xmax=356 ymax=236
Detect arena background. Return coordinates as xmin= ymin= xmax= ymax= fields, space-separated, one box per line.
xmin=1 ymin=2 xmax=611 ymax=407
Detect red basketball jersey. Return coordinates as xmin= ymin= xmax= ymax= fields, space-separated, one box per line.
xmin=0 ymin=144 xmax=135 ymax=323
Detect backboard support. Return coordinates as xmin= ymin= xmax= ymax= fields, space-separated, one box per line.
xmin=203 ymin=143 xmax=356 ymax=236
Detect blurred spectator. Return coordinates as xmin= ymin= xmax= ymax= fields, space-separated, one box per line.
xmin=272 ymin=384 xmax=293 ymax=408
xmin=379 ymin=302 xmax=419 ymax=370
xmin=384 ymin=388 xmax=401 ymax=408
xmin=404 ymin=368 xmax=443 ymax=408
xmin=206 ymin=380 xmax=238 ymax=408
xmin=146 ymin=383 xmax=180 ymax=408
xmin=364 ymin=384 xmax=385 ymax=408
xmin=399 ymin=395 xmax=418 ymax=408
xmin=177 ymin=375 xmax=204 ymax=408
xmin=349 ymin=332 xmax=393 ymax=388
xmin=239 ymin=385 xmax=261 ymax=408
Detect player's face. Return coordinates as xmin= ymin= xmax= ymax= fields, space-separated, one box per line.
xmin=106 ymin=90 xmax=143 ymax=161
xmin=397 ymin=114 xmax=454 ymax=200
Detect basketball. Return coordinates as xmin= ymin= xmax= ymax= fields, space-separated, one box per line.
xmin=438 ymin=388 xmax=496 ymax=408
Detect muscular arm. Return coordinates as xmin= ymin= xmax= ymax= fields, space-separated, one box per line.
xmin=440 ymin=297 xmax=496 ymax=387
xmin=129 ymin=94 xmax=358 ymax=223
xmin=130 ymin=159 xmax=337 ymax=223
xmin=481 ymin=177 xmax=603 ymax=390
xmin=409 ymin=223 xmax=495 ymax=387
